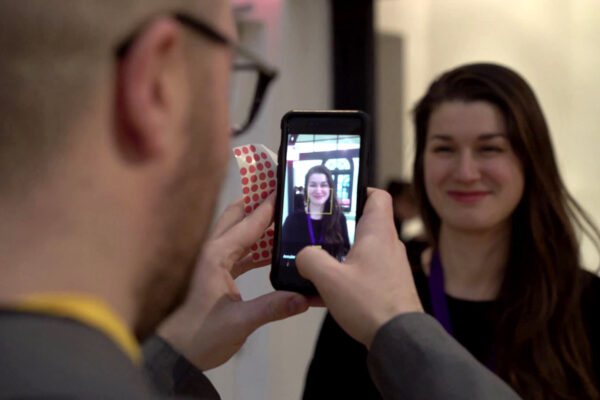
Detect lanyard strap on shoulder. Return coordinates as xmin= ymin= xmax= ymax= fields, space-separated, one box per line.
xmin=306 ymin=213 xmax=324 ymax=246
xmin=428 ymin=250 xmax=498 ymax=371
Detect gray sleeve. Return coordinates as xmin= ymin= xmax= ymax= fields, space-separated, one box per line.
xmin=143 ymin=335 xmax=220 ymax=400
xmin=367 ymin=313 xmax=521 ymax=400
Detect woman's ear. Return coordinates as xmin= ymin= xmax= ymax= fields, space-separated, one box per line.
xmin=115 ymin=17 xmax=190 ymax=162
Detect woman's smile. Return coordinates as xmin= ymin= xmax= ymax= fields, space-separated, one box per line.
xmin=447 ymin=190 xmax=492 ymax=204
xmin=307 ymin=173 xmax=331 ymax=206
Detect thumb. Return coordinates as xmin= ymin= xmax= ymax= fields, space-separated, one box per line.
xmin=238 ymin=291 xmax=308 ymax=334
xmin=295 ymin=246 xmax=341 ymax=287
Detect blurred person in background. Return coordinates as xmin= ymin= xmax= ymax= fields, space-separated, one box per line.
xmin=304 ymin=63 xmax=600 ymax=400
xmin=386 ymin=179 xmax=428 ymax=266
xmin=387 ymin=180 xmax=419 ymax=238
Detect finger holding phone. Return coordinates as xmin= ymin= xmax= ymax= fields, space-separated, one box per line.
xmin=157 ymin=195 xmax=309 ymax=371
xmin=296 ymin=188 xmax=424 ymax=347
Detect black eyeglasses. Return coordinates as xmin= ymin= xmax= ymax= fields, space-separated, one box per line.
xmin=116 ymin=12 xmax=278 ymax=137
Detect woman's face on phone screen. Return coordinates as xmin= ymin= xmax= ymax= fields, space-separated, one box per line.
xmin=307 ymin=173 xmax=331 ymax=208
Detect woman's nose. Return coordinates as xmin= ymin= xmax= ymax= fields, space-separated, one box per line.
xmin=453 ymin=151 xmax=481 ymax=183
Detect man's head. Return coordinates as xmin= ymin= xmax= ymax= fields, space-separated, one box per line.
xmin=0 ymin=0 xmax=235 ymax=338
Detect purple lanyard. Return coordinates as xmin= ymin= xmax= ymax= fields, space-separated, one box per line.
xmin=306 ymin=213 xmax=324 ymax=246
xmin=428 ymin=249 xmax=498 ymax=371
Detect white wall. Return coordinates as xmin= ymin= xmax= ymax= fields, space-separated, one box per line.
xmin=207 ymin=1 xmax=331 ymax=399
xmin=376 ymin=0 xmax=600 ymax=270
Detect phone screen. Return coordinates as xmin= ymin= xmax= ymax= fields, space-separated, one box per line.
xmin=271 ymin=111 xmax=369 ymax=294
xmin=278 ymin=133 xmax=361 ymax=270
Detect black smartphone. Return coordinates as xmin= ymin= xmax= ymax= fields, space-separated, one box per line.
xmin=270 ymin=110 xmax=370 ymax=294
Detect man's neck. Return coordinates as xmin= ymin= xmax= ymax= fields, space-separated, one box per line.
xmin=438 ymin=223 xmax=511 ymax=301
xmin=0 ymin=179 xmax=141 ymax=330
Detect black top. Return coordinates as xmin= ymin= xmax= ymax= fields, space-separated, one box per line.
xmin=281 ymin=210 xmax=350 ymax=260
xmin=303 ymin=261 xmax=600 ymax=400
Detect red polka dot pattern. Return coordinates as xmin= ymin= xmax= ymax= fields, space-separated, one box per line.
xmin=233 ymin=144 xmax=277 ymax=262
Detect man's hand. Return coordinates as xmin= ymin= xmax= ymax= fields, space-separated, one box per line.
xmin=157 ymin=195 xmax=308 ymax=371
xmin=296 ymin=188 xmax=423 ymax=348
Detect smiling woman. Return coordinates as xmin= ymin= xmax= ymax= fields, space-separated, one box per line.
xmin=409 ymin=63 xmax=600 ymax=400
xmin=424 ymin=101 xmax=525 ymax=233
xmin=304 ymin=63 xmax=600 ymax=400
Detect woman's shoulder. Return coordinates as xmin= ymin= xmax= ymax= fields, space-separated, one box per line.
xmin=406 ymin=239 xmax=430 ymax=270
xmin=579 ymin=269 xmax=600 ymax=380
xmin=286 ymin=210 xmax=307 ymax=220
xmin=580 ymin=269 xmax=600 ymax=303
xmin=579 ymin=269 xmax=600 ymax=334
xmin=283 ymin=211 xmax=307 ymax=227
xmin=408 ymin=245 xmax=431 ymax=301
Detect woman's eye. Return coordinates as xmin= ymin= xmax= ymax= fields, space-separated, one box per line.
xmin=480 ymin=146 xmax=503 ymax=153
xmin=432 ymin=146 xmax=453 ymax=153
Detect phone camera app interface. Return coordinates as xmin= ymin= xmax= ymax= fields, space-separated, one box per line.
xmin=279 ymin=133 xmax=361 ymax=268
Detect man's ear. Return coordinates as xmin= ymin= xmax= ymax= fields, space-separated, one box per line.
xmin=115 ymin=17 xmax=190 ymax=161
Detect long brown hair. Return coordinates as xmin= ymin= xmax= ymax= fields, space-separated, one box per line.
xmin=412 ymin=63 xmax=600 ymax=399
xmin=304 ymin=165 xmax=348 ymax=258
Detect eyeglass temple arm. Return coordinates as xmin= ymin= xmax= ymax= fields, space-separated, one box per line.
xmin=233 ymin=72 xmax=277 ymax=137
